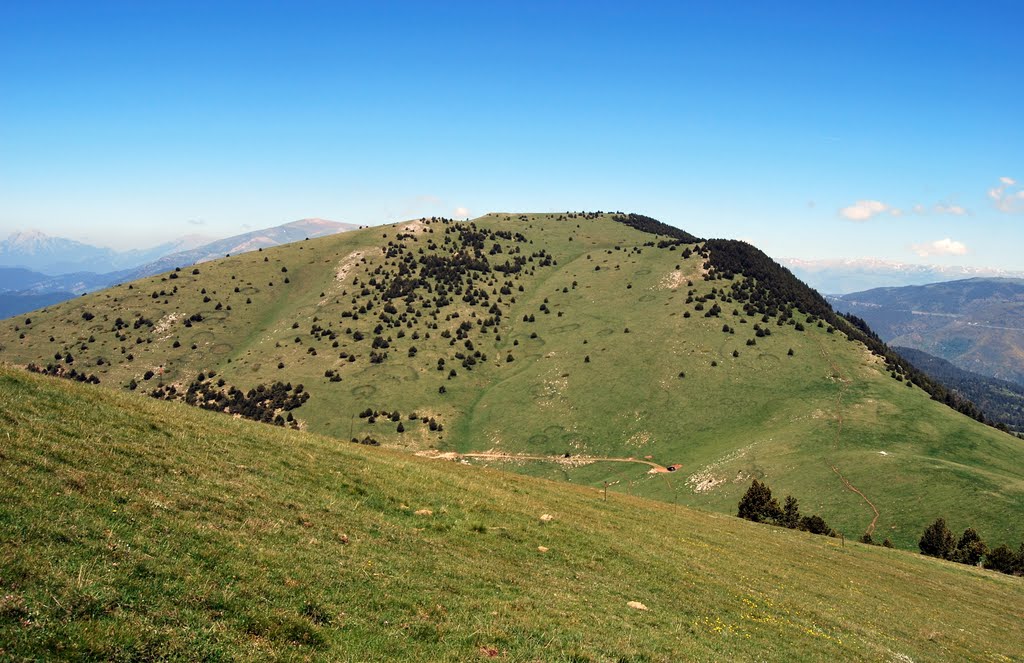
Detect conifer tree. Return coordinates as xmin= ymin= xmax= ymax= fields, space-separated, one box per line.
xmin=780 ymin=495 xmax=800 ymax=529
xmin=919 ymin=518 xmax=955 ymax=559
xmin=954 ymin=528 xmax=987 ymax=565
xmin=984 ymin=544 xmax=1017 ymax=574
xmin=737 ymin=480 xmax=781 ymax=523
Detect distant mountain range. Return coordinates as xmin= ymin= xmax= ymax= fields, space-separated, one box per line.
xmin=0 ymin=219 xmax=356 ymax=319
xmin=829 ymin=277 xmax=1024 ymax=386
xmin=109 ymin=218 xmax=357 ymax=284
xmin=0 ymin=230 xmax=210 ymax=276
xmin=783 ymin=258 xmax=1024 ymax=294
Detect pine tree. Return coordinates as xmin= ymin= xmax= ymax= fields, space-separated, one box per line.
xmin=780 ymin=495 xmax=800 ymax=529
xmin=953 ymin=528 xmax=987 ymax=565
xmin=919 ymin=518 xmax=955 ymax=559
xmin=799 ymin=514 xmax=833 ymax=536
xmin=984 ymin=544 xmax=1017 ymax=574
xmin=737 ymin=480 xmax=781 ymax=523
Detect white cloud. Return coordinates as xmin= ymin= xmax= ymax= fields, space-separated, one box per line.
xmin=840 ymin=200 xmax=889 ymax=221
xmin=187 ymin=218 xmax=206 ymax=226
xmin=933 ymin=203 xmax=968 ymax=215
xmin=453 ymin=206 xmax=470 ymax=218
xmin=910 ymin=238 xmax=968 ymax=257
xmin=989 ymin=176 xmax=1024 ymax=213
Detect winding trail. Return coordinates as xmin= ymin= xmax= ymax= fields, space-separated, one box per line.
xmin=817 ymin=338 xmax=881 ymax=536
xmin=420 ymin=450 xmax=671 ymax=473
xmin=831 ymin=465 xmax=880 ymax=536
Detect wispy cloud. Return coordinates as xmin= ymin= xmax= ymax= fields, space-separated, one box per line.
xmin=988 ymin=176 xmax=1024 ymax=213
xmin=840 ymin=198 xmax=969 ymax=220
xmin=187 ymin=218 xmax=207 ymax=226
xmin=933 ymin=203 xmax=968 ymax=216
xmin=910 ymin=238 xmax=968 ymax=257
xmin=453 ymin=206 xmax=470 ymax=218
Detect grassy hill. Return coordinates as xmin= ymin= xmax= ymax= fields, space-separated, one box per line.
xmin=1 ymin=213 xmax=1022 ymax=550
xmin=1 ymin=366 xmax=1022 ymax=661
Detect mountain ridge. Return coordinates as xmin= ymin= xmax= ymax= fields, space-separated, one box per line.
xmin=0 ymin=230 xmax=211 ymax=275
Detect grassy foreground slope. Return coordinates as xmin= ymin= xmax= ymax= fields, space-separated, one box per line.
xmin=1 ymin=213 xmax=1022 ymax=549
xmin=1 ymin=368 xmax=1022 ymax=661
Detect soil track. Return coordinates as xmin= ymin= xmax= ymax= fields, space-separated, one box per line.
xmin=831 ymin=464 xmax=880 ymax=536
xmin=423 ymin=451 xmax=671 ymax=473
xmin=817 ymin=339 xmax=881 ymax=536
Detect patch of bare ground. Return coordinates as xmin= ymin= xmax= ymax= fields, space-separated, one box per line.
xmin=685 ymin=442 xmax=759 ymax=494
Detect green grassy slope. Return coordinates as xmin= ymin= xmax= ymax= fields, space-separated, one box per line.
xmin=1 ymin=367 xmax=1022 ymax=661
xmin=1 ymin=213 xmax=1022 ymax=550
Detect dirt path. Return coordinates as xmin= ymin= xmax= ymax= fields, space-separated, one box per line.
xmin=817 ymin=338 xmax=881 ymax=536
xmin=424 ymin=451 xmax=671 ymax=473
xmin=830 ymin=464 xmax=880 ymax=536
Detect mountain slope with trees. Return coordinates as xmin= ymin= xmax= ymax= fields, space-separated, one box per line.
xmin=1 ymin=212 xmax=1022 ymax=549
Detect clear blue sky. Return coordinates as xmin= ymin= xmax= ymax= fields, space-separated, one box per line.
xmin=1 ymin=1 xmax=1021 ymax=269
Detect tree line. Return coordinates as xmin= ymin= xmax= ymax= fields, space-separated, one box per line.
xmin=740 ymin=481 xmax=1024 ymax=576
xmin=737 ymin=480 xmax=837 ymax=537
xmin=919 ymin=517 xmax=1024 ymax=575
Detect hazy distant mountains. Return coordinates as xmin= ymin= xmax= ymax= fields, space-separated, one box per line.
xmin=0 ymin=219 xmax=356 ymax=319
xmin=829 ymin=277 xmax=1024 ymax=386
xmin=111 ymin=218 xmax=356 ymax=283
xmin=0 ymin=230 xmax=209 ymax=276
xmin=783 ymin=258 xmax=1024 ymax=294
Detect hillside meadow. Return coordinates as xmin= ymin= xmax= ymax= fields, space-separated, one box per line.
xmin=1 ymin=367 xmax=1023 ymax=661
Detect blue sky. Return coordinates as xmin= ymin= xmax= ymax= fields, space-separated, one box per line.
xmin=1 ymin=1 xmax=1021 ymax=269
